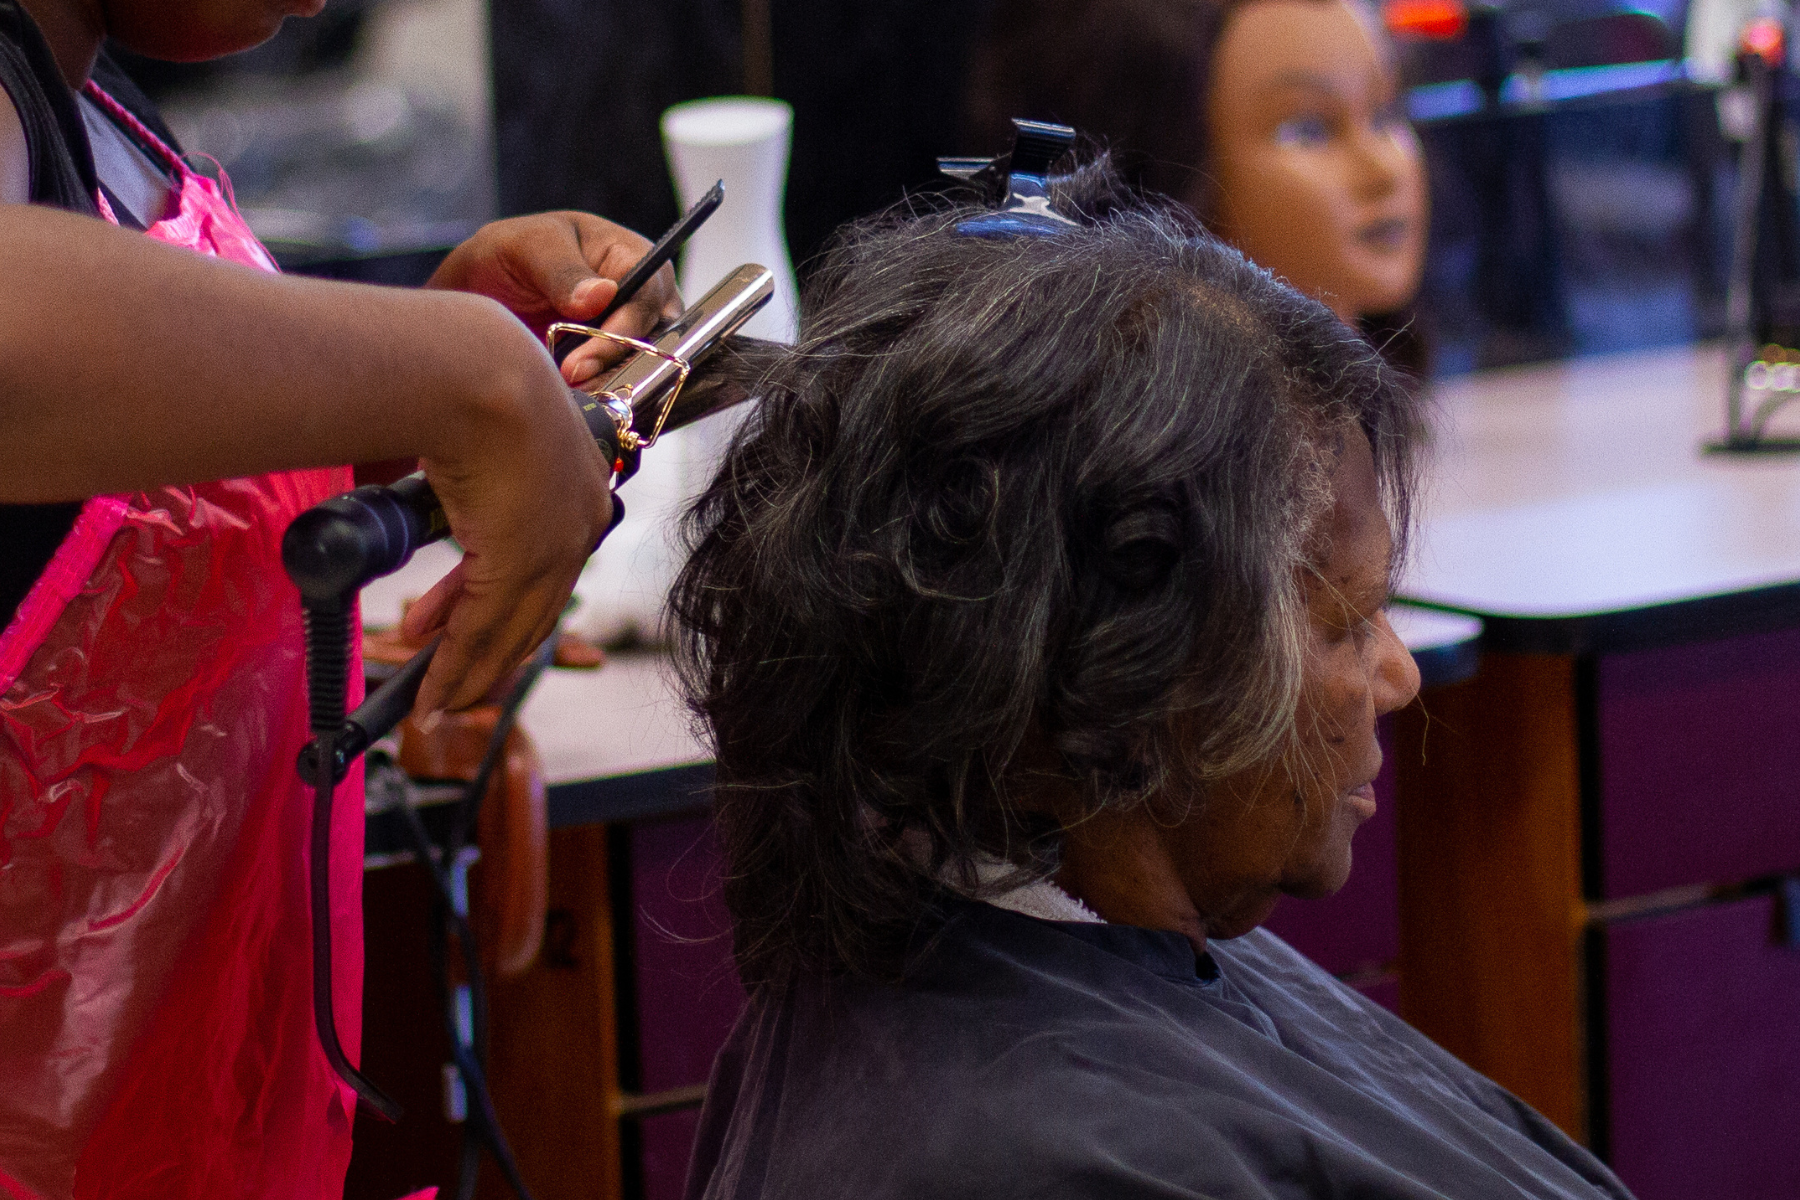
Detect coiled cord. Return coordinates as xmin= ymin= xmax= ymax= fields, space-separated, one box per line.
xmin=303 ymin=600 xmax=404 ymax=1122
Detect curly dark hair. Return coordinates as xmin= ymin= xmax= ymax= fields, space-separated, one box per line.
xmin=671 ymin=160 xmax=1422 ymax=986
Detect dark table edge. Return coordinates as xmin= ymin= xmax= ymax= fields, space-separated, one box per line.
xmin=1399 ymin=580 xmax=1800 ymax=656
xmin=366 ymin=763 xmax=714 ymax=868
xmin=547 ymin=761 xmax=715 ymax=829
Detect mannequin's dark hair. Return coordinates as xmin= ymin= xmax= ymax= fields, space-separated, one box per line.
xmin=670 ymin=157 xmax=1422 ymax=986
xmin=961 ymin=0 xmax=1430 ymax=376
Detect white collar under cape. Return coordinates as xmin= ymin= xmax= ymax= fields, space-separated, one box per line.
xmin=972 ymin=854 xmax=1105 ymax=925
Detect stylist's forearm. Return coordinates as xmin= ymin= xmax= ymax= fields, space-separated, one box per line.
xmin=0 ymin=204 xmax=565 ymax=501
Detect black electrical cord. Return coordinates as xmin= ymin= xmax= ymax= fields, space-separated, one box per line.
xmin=391 ymin=631 xmax=559 ymax=1200
xmin=304 ymin=604 xmax=404 ymax=1123
xmin=446 ymin=635 xmax=558 ymax=865
xmin=301 ymin=529 xmax=599 ymax=1187
xmin=396 ymin=791 xmax=536 ymax=1200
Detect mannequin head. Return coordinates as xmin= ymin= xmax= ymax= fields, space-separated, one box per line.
xmin=965 ymin=0 xmax=1428 ymax=325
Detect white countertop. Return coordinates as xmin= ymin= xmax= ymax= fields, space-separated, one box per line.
xmin=361 ymin=542 xmax=706 ymax=788
xmin=1387 ymin=603 xmax=1482 ymax=654
xmin=519 ymin=653 xmax=706 ymax=787
xmin=1406 ymin=343 xmax=1800 ymax=618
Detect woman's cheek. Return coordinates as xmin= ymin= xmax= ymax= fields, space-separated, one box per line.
xmin=1316 ymin=644 xmax=1372 ymax=739
xmin=1259 ymin=155 xmax=1364 ymax=276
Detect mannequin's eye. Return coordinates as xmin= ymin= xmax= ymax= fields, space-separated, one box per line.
xmin=1274 ymin=114 xmax=1333 ymax=146
xmin=1373 ymin=98 xmax=1411 ymax=132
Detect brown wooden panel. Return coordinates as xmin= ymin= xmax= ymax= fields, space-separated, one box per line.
xmin=1395 ymin=652 xmax=1588 ymax=1142
xmin=479 ymin=824 xmax=623 ymax=1199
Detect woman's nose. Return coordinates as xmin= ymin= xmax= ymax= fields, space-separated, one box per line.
xmin=1371 ymin=609 xmax=1422 ymax=716
xmin=1351 ymin=121 xmax=1416 ymax=202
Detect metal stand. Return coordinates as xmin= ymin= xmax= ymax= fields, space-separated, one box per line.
xmin=1713 ymin=20 xmax=1800 ymax=452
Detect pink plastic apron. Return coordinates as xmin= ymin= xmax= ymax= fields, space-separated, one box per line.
xmin=0 ymin=83 xmax=365 ymax=1199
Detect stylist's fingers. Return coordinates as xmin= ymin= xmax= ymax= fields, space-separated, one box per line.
xmin=556 ymin=211 xmax=683 ymax=387
xmin=430 ymin=212 xmax=685 ymax=386
xmin=406 ymin=481 xmax=609 ymax=713
xmin=508 ymin=212 xmax=641 ymax=326
xmin=559 ymin=263 xmax=682 ymax=387
xmin=428 ymin=211 xmax=653 ymax=335
xmin=561 ymin=209 xmax=682 ymax=333
xmin=405 ymin=345 xmax=615 ymax=715
xmin=399 ymin=558 xmax=462 ymax=647
xmin=407 ymin=557 xmax=570 ymax=714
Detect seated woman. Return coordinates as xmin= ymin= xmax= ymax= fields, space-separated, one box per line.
xmin=670 ymin=165 xmax=1630 ymax=1198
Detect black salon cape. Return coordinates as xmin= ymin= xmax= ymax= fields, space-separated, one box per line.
xmin=685 ymin=900 xmax=1634 ymax=1200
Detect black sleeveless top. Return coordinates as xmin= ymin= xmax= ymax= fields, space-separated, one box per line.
xmin=0 ymin=3 xmax=180 ymax=623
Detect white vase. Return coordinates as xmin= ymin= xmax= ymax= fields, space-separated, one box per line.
xmin=660 ymin=96 xmax=800 ymax=344
xmin=567 ymin=98 xmax=802 ymax=647
xmin=664 ymin=97 xmax=801 ymax=553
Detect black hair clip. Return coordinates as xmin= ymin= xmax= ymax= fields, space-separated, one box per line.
xmin=941 ymin=119 xmax=1078 ymax=240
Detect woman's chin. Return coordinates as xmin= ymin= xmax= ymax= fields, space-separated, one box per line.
xmin=1343 ymin=261 xmax=1423 ymax=319
xmin=1283 ymin=846 xmax=1355 ymax=902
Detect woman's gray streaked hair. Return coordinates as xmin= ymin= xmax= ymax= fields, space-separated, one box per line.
xmin=671 ymin=156 xmax=1421 ymax=985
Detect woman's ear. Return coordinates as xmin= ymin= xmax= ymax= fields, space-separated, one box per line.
xmin=1101 ymin=502 xmax=1185 ymax=595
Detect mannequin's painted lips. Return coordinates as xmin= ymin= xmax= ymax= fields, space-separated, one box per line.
xmin=1357 ymin=218 xmax=1411 ymax=252
xmin=1346 ymin=781 xmax=1378 ymax=819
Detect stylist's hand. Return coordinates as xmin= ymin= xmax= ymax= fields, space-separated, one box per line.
xmin=397 ymin=302 xmax=614 ymax=714
xmin=428 ymin=211 xmax=683 ymax=389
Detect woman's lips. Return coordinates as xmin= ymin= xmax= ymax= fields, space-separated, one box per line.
xmin=1357 ymin=217 xmax=1411 ymax=253
xmin=1345 ymin=781 xmax=1378 ymax=819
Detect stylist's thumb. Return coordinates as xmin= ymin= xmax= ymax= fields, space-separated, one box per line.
xmin=563 ymin=273 xmax=617 ymax=317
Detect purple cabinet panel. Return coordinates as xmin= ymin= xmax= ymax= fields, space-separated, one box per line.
xmin=1261 ymin=719 xmax=1399 ymax=978
xmin=640 ymin=1110 xmax=703 ymax=1200
xmin=1605 ymin=895 xmax=1800 ymax=1200
xmin=1597 ymin=628 xmax=1800 ymax=898
xmin=630 ymin=817 xmax=747 ymax=1200
xmin=631 ymin=817 xmax=747 ymax=1093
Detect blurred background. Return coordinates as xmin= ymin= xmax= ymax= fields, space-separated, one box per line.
xmin=120 ymin=3 xmax=1796 ymax=1198
xmin=123 ymin=0 xmax=1741 ymax=375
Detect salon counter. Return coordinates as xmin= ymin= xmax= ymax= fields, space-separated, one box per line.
xmin=1407 ymin=342 xmax=1800 ymax=651
xmin=361 ymin=543 xmax=714 ymax=830
xmin=1394 ymin=342 xmax=1800 ymax=1198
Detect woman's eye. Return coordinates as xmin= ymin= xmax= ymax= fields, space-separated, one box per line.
xmin=1321 ymin=610 xmax=1371 ymax=649
xmin=1274 ymin=114 xmax=1333 ymax=147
